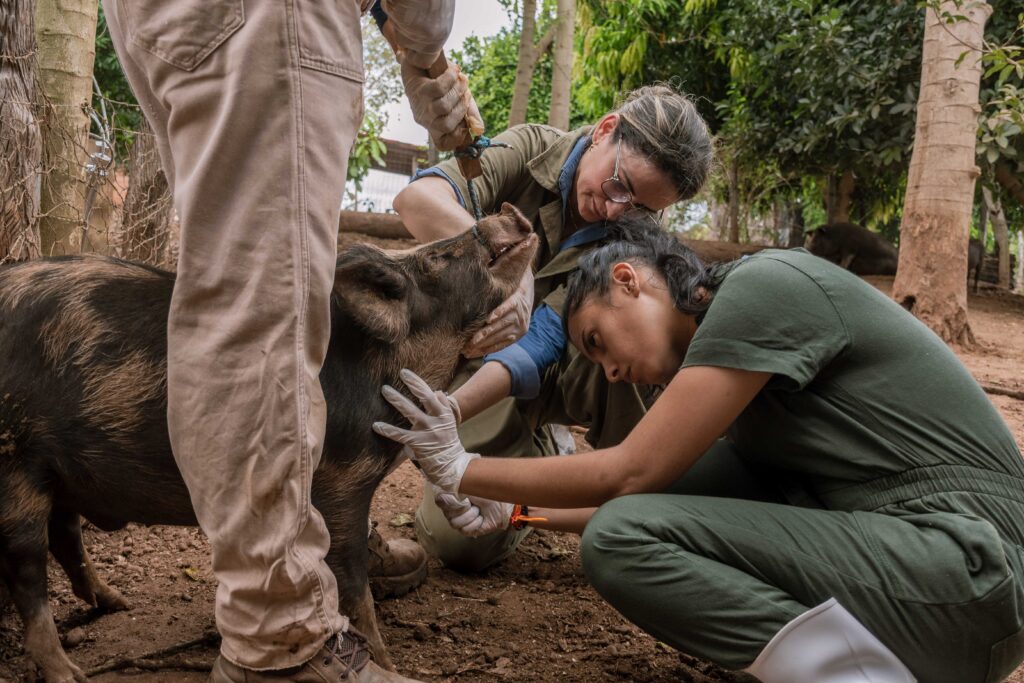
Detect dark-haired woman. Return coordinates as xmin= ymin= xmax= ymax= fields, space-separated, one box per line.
xmin=374 ymin=228 xmax=1024 ymax=682
xmin=392 ymin=85 xmax=715 ymax=573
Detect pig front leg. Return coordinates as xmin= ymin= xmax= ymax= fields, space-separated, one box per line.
xmin=314 ymin=463 xmax=394 ymax=670
xmin=325 ymin=507 xmax=395 ymax=671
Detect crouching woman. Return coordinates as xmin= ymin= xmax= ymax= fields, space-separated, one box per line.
xmin=375 ymin=225 xmax=1024 ymax=683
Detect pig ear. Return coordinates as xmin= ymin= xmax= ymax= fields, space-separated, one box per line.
xmin=333 ymin=247 xmax=410 ymax=343
xmin=499 ymin=202 xmax=531 ymax=232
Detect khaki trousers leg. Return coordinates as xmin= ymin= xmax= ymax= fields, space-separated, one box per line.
xmin=102 ymin=0 xmax=363 ymax=668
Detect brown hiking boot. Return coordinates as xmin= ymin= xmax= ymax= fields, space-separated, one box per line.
xmin=367 ymin=522 xmax=427 ymax=600
xmin=209 ymin=628 xmax=422 ymax=682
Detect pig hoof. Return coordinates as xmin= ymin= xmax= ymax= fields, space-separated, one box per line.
xmin=95 ymin=586 xmax=129 ymax=611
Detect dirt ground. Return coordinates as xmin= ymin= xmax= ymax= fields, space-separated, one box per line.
xmin=2 ymin=271 xmax=1024 ymax=683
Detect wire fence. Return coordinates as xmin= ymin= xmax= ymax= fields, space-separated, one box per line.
xmin=1 ymin=67 xmax=178 ymax=269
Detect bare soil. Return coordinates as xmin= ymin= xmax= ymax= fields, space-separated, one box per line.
xmin=2 ymin=272 xmax=1023 ymax=683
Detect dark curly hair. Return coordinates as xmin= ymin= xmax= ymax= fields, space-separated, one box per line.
xmin=562 ymin=215 xmax=722 ymax=334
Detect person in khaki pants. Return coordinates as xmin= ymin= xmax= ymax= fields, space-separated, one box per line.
xmin=101 ymin=1 xmax=477 ymax=680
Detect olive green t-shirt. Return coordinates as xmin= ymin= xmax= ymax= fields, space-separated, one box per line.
xmin=682 ymin=249 xmax=1024 ymax=527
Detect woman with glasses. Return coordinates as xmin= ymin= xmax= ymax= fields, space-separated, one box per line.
xmin=392 ymin=85 xmax=714 ymax=573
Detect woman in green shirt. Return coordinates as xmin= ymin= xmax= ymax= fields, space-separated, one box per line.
xmin=375 ymin=225 xmax=1024 ymax=683
xmin=393 ymin=86 xmax=714 ymax=572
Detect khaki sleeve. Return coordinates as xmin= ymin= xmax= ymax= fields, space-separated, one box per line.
xmin=429 ymin=124 xmax=556 ymax=215
xmin=541 ymin=284 xmax=569 ymax=321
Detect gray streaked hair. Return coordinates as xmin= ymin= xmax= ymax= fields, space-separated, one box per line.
xmin=612 ymin=84 xmax=714 ymax=201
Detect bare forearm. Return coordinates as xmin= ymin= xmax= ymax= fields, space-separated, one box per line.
xmin=527 ymin=507 xmax=597 ymax=535
xmin=459 ymin=448 xmax=632 ymax=509
xmin=451 ymin=361 xmax=512 ymax=424
xmin=394 ymin=177 xmax=474 ymax=242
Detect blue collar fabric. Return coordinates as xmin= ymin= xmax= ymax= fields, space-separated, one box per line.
xmin=556 ymin=136 xmax=606 ymax=252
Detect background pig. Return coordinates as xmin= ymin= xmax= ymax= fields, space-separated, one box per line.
xmin=968 ymin=237 xmax=984 ymax=292
xmin=0 ymin=203 xmax=537 ymax=683
xmin=805 ymin=222 xmax=898 ymax=275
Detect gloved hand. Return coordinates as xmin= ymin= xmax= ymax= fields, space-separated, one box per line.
xmin=373 ymin=368 xmax=478 ymax=493
xmin=432 ymin=483 xmax=513 ymax=537
xmin=380 ymin=0 xmax=454 ymax=69
xmin=464 ymin=267 xmax=535 ymax=358
xmin=401 ymin=59 xmax=484 ymax=151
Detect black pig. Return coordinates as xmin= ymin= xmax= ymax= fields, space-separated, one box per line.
xmin=805 ymin=222 xmax=898 ymax=275
xmin=0 ymin=203 xmax=538 ymax=683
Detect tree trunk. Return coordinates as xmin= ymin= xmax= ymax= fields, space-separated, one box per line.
xmin=977 ymin=195 xmax=989 ymax=247
xmin=982 ymin=186 xmax=1010 ymax=288
xmin=547 ymin=0 xmax=575 ymax=131
xmin=892 ymin=0 xmax=990 ymax=346
xmin=825 ymin=173 xmax=838 ymax=223
xmin=508 ymin=0 xmax=556 ymax=128
xmin=35 ymin=0 xmax=99 ymax=256
xmin=834 ymin=169 xmax=854 ymax=223
xmin=509 ymin=0 xmax=538 ymax=127
xmin=119 ymin=120 xmax=172 ymax=266
xmin=727 ymin=157 xmax=740 ymax=243
xmin=995 ymin=162 xmax=1024 ymax=208
xmin=338 ymin=210 xmax=411 ymax=239
xmin=0 ymin=0 xmax=42 ymax=262
xmin=786 ymin=200 xmax=806 ymax=248
xmin=1017 ymin=234 xmax=1023 ymax=294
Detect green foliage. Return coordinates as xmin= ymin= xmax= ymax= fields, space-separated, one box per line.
xmin=347 ymin=110 xmax=388 ymax=192
xmin=974 ymin=2 xmax=1024 ymax=177
xmin=452 ymin=1 xmax=590 ymax=133
xmin=93 ymin=7 xmax=141 ymax=158
xmin=452 ymin=28 xmax=554 ymax=131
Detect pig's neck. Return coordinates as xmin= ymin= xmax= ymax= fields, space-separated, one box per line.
xmin=388 ymin=327 xmax=465 ymax=391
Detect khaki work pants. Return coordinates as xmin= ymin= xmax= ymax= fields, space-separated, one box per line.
xmin=103 ymin=0 xmax=364 ymax=669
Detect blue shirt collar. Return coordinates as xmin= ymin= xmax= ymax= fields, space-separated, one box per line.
xmin=556 ymin=136 xmax=606 ymax=252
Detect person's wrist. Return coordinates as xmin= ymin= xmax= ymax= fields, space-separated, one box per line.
xmin=446 ymin=393 xmax=462 ymax=424
xmin=443 ymin=450 xmax=478 ymax=494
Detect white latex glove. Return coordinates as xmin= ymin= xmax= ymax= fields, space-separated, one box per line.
xmin=373 ymin=368 xmax=478 ymax=493
xmin=381 ymin=0 xmax=454 ymax=69
xmin=401 ymin=59 xmax=484 ymax=151
xmin=432 ymin=483 xmax=513 ymax=537
xmin=464 ymin=267 xmax=535 ymax=358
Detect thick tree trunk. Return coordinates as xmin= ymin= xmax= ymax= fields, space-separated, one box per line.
xmin=547 ymin=0 xmax=575 ymax=131
xmin=119 ymin=121 xmax=172 ymax=266
xmin=0 ymin=0 xmax=42 ymax=262
xmin=727 ymin=157 xmax=740 ymax=243
xmin=35 ymin=0 xmax=99 ymax=256
xmin=982 ymin=186 xmax=1010 ymax=288
xmin=892 ymin=0 xmax=990 ymax=346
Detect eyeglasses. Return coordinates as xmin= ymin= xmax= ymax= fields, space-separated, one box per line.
xmin=600 ymin=139 xmax=665 ymax=225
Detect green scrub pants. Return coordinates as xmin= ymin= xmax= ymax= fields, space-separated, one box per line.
xmin=581 ymin=440 xmax=1024 ymax=683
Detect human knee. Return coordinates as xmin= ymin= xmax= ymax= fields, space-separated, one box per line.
xmin=414 ymin=501 xmax=522 ymax=573
xmin=580 ymin=498 xmax=643 ymax=596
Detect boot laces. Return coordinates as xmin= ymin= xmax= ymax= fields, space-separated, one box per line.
xmin=325 ymin=628 xmax=371 ymax=678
